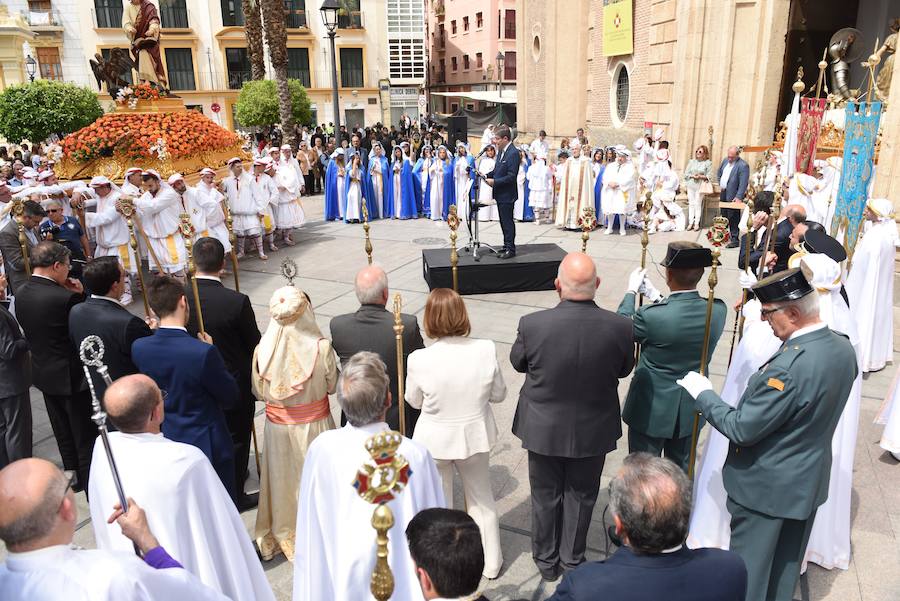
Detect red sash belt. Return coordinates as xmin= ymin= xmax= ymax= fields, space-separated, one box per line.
xmin=265 ymin=396 xmax=330 ymax=425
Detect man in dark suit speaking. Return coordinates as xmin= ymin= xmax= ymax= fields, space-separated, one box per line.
xmin=510 ymin=252 xmax=634 ymax=581
xmin=547 ymin=453 xmax=747 ymax=601
xmin=485 ymin=124 xmax=520 ymax=259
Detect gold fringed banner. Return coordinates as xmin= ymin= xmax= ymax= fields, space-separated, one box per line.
xmin=796 ymin=97 xmax=826 ymax=175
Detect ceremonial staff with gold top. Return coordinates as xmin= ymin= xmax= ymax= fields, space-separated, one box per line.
xmin=447 ymin=204 xmax=460 ymax=292
xmin=361 ymin=199 xmax=374 ymax=264
xmin=119 ymin=196 xmax=151 ymax=316
xmin=579 ymin=206 xmax=597 ymax=253
xmin=220 ymin=196 xmax=241 ymax=292
xmin=687 ymin=216 xmax=730 ymax=479
xmin=179 ymin=212 xmax=205 ymax=335
xmin=638 ymin=192 xmax=653 ymax=308
xmin=727 ymin=196 xmax=754 ymax=366
xmin=11 ymin=197 xmax=32 ymax=277
xmin=392 ymin=293 xmax=406 ymax=436
xmin=756 ymin=172 xmax=783 ymax=280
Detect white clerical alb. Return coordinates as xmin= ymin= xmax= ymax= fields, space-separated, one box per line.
xmin=88 ymin=432 xmax=275 ymax=601
xmin=293 ymin=422 xmax=445 ymax=601
xmin=0 ymin=544 xmax=227 ymax=601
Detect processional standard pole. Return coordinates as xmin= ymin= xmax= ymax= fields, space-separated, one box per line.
xmin=79 ymin=335 xmax=140 ymax=557
xmin=393 ymin=293 xmax=406 ymax=436
xmin=361 ymin=199 xmax=374 ymax=264
xmin=638 ymin=192 xmax=653 ymax=308
xmin=221 ymin=198 xmax=241 ymax=293
xmin=119 ymin=197 xmax=151 ymax=316
xmin=179 ymin=213 xmax=205 ymax=335
xmin=687 ymin=216 xmax=729 ymax=479
xmin=11 ymin=198 xmax=31 ymax=277
xmin=447 ymin=204 xmax=460 ymax=292
xmin=579 ymin=206 xmax=597 ymax=254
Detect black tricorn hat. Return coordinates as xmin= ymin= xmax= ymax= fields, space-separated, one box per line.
xmin=751 ymin=267 xmax=814 ymax=303
xmin=803 ymin=229 xmax=847 ymax=263
xmin=661 ymin=242 xmax=713 ymax=269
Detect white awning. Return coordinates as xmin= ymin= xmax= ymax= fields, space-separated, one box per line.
xmin=431 ymin=90 xmax=517 ymax=104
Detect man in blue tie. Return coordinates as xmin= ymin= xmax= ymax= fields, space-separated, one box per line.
xmin=131 ymin=275 xmax=239 ymax=501
xmin=485 ymin=125 xmax=520 ymax=259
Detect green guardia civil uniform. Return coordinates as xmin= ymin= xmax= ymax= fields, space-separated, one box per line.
xmin=617 ymin=289 xmax=727 ymax=471
xmin=694 ymin=269 xmax=858 ymax=601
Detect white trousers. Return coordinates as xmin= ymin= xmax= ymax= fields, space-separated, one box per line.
xmin=686 ymin=187 xmax=703 ymax=226
xmin=436 ymin=452 xmax=503 ymax=578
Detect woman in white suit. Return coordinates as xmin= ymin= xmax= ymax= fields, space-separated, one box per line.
xmin=405 ymin=288 xmax=506 ymax=579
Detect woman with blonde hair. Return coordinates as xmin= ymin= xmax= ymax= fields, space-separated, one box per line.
xmin=683 ymin=144 xmax=712 ymax=230
xmin=405 ymin=288 xmax=506 ymax=579
xmin=252 ymin=286 xmax=338 ymax=562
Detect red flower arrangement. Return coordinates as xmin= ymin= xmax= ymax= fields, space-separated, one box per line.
xmin=61 ymin=110 xmax=241 ymax=163
xmin=131 ymin=82 xmax=162 ymax=101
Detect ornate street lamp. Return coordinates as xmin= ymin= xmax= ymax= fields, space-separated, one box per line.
xmin=496 ymin=51 xmax=505 ymax=99
xmin=25 ymin=55 xmax=37 ymax=82
xmin=320 ymin=0 xmax=342 ymax=146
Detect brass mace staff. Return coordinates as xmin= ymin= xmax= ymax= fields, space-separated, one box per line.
xmin=12 ymin=198 xmax=31 ymax=277
xmin=221 ymin=197 xmax=241 ymax=293
xmin=687 ymin=215 xmax=729 ymax=479
xmin=579 ymin=206 xmax=597 ymax=253
xmin=179 ymin=212 xmax=205 ymax=335
xmin=447 ymin=204 xmax=460 ymax=292
xmin=119 ymin=196 xmax=151 ymax=316
xmin=393 ymin=293 xmax=407 ymax=436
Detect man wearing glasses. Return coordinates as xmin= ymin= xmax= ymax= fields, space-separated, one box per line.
xmin=678 ymin=267 xmax=857 ymax=601
xmin=13 ymin=242 xmax=94 ymax=492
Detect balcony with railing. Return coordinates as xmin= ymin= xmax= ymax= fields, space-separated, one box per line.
xmin=24 ymin=9 xmax=64 ymax=30
xmin=436 ymin=32 xmax=446 ymax=50
xmin=285 ymin=8 xmax=307 ymax=29
xmin=159 ymin=4 xmax=190 ymax=29
xmin=227 ymin=70 xmax=252 ymax=90
xmin=337 ymin=10 xmax=363 ymax=30
xmin=435 ymin=70 xmax=446 ymax=84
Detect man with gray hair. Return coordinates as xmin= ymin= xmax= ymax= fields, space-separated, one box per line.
xmin=293 ymin=351 xmax=444 ymax=601
xmin=679 ymin=267 xmax=857 ymax=601
xmin=547 ymin=453 xmax=747 ymax=600
xmin=330 ymin=265 xmax=425 ymax=435
xmin=511 ymin=252 xmax=634 ymax=581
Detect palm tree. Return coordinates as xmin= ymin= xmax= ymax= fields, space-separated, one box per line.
xmin=259 ymin=0 xmax=295 ymax=147
xmin=242 ymin=0 xmax=266 ymax=80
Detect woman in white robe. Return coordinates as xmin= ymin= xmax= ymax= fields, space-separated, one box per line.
xmin=429 ymin=146 xmax=452 ymax=222
xmin=272 ymin=162 xmax=304 ymax=245
xmin=601 ymin=148 xmax=635 ymax=235
xmin=476 ymin=145 xmax=497 ymax=222
xmin=453 ymin=148 xmax=472 ymax=224
xmin=527 ymin=154 xmax=552 ymax=224
xmin=846 ymin=198 xmax=899 ymax=372
xmin=876 ymin=368 xmax=900 ymax=460
xmin=344 ymin=154 xmax=363 ymax=223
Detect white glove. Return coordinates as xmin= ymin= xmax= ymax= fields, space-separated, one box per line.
xmin=738 ymin=268 xmax=757 ymax=290
xmin=627 ymin=268 xmax=646 ymax=294
xmin=677 ymin=371 xmax=714 ymax=399
xmin=639 ymin=278 xmax=663 ymax=303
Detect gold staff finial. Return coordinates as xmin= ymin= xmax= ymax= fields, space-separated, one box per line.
xmin=179 ymin=212 xmax=205 ymax=335
xmin=447 ymin=204 xmax=460 ymax=292
xmin=280 ymin=257 xmax=299 ymax=286
xmin=687 ymin=215 xmax=729 ymax=479
xmin=578 ymin=206 xmax=597 ymax=253
xmin=361 ymin=200 xmax=373 ymax=265
xmin=11 ymin=198 xmax=31 ymax=277
xmin=392 ymin=293 xmax=407 ymax=436
xmin=353 ymin=431 xmax=412 ymax=601
xmin=638 ymin=191 xmax=653 ymax=308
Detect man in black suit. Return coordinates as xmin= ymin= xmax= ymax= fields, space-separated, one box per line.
xmin=186 ymin=237 xmax=261 ymax=509
xmin=69 ymin=257 xmax=153 ymax=403
xmin=485 ymin=124 xmax=520 ymax=259
xmin=510 ymin=252 xmax=635 ymax=581
xmin=547 ymin=453 xmax=747 ymax=601
xmin=716 ymin=146 xmax=751 ymax=247
xmin=330 ymin=264 xmax=424 ymax=436
xmin=0 ymin=200 xmax=44 ymax=294
xmin=15 ymin=242 xmax=96 ymax=491
xmin=0 ymin=277 xmax=32 ymax=468
xmin=739 ymin=200 xmax=805 ymax=275
xmin=406 ymin=508 xmax=491 ymax=601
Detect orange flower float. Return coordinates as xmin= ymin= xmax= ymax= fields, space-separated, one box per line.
xmin=61 ymin=110 xmax=241 ymax=162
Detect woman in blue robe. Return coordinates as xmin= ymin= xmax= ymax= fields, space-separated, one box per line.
xmin=388 ymin=146 xmax=418 ymax=219
xmin=324 ymin=149 xmax=345 ymax=221
xmin=431 ymin=145 xmax=456 ymax=221
xmin=413 ymin=145 xmax=433 ymax=218
xmin=449 ymin=144 xmax=475 ymax=221
xmin=592 ymin=148 xmax=606 ymax=218
xmin=366 ymin=142 xmax=391 ymax=219
xmin=514 ymin=147 xmax=535 ymax=222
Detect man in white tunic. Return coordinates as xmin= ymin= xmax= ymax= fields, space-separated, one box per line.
xmin=84 ymin=176 xmax=138 ymax=305
xmin=601 ymin=147 xmax=636 ymax=235
xmin=293 ymin=351 xmax=445 ymax=601
xmin=270 ymin=159 xmax=304 ymax=246
xmin=555 ymin=140 xmax=595 ymax=230
xmin=0 ymin=458 xmax=226 ymax=601
xmin=89 ymin=375 xmax=274 ymax=601
xmin=224 ymin=158 xmax=266 ymax=259
xmin=195 ymin=168 xmax=232 ymax=253
xmin=254 ymin=160 xmax=280 ymax=255
xmin=846 ymin=198 xmax=899 ymax=372
xmin=135 ymin=170 xmax=186 ymax=276
xmin=167 ymin=173 xmax=210 ymax=242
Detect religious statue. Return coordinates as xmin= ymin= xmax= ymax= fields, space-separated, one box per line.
xmin=829 ymin=27 xmax=862 ymax=102
xmin=870 ymin=18 xmax=900 ymax=104
xmin=122 ymin=0 xmax=168 ymax=89
xmin=88 ymin=48 xmax=134 ymax=97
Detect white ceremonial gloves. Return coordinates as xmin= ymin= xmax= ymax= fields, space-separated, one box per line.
xmin=677 ymin=371 xmax=713 ymax=399
xmin=627 ymin=268 xmax=646 ymax=294
xmin=738 ymin=268 xmax=758 ymax=290
xmin=639 ymin=278 xmax=663 ymax=303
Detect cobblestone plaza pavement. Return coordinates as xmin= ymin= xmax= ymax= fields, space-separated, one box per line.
xmin=5 ymin=194 xmax=899 ymax=601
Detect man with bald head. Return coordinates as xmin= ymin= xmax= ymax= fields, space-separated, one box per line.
xmin=330 ymin=264 xmax=424 ymax=435
xmin=510 ymin=252 xmax=634 ymax=581
xmin=88 ymin=375 xmax=274 ymax=601
xmin=0 ymin=458 xmax=227 ymax=600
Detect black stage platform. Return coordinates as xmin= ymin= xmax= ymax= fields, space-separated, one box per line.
xmin=422 ymin=243 xmax=566 ymax=295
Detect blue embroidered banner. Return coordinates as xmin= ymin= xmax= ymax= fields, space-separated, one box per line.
xmin=831 ymin=101 xmax=882 ymax=259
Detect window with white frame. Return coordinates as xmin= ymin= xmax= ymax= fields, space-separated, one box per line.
xmin=388 ymin=38 xmax=426 ymax=80
xmin=387 ymin=0 xmax=424 ymax=35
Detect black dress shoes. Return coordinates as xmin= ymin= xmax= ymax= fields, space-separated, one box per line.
xmin=538 ymin=564 xmax=562 ymax=582
xmin=237 ymin=492 xmax=259 ymax=512
xmin=497 ymin=250 xmax=516 ymax=260
xmin=726 ymin=240 xmax=740 ymax=249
